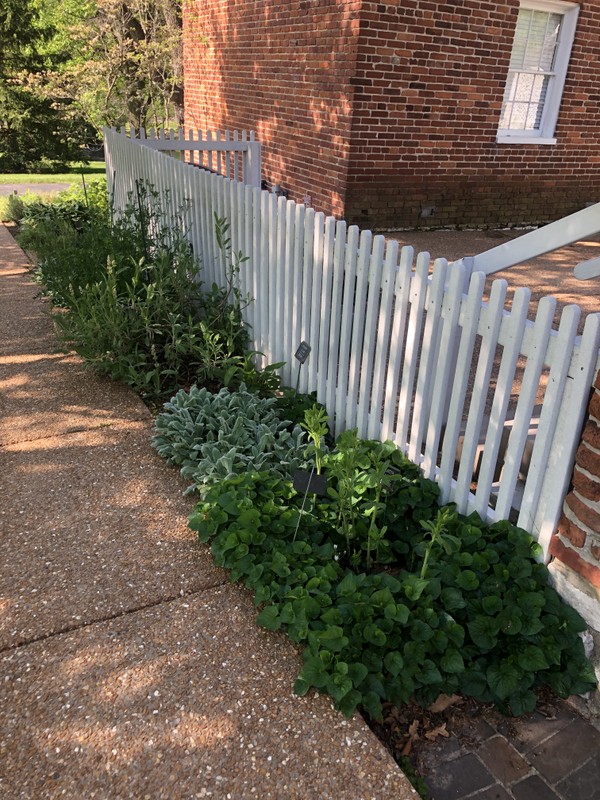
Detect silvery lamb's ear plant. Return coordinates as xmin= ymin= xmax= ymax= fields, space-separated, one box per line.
xmin=152 ymin=384 xmax=307 ymax=492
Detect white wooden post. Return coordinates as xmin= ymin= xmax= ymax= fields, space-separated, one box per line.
xmin=244 ymin=141 xmax=262 ymax=188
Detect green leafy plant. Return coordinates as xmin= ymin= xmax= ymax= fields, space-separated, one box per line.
xmin=152 ymin=384 xmax=307 ymax=492
xmin=23 ymin=181 xmax=260 ymax=402
xmin=184 ymin=430 xmax=596 ymax=724
xmin=273 ymin=389 xmax=329 ymax=432
xmin=418 ymin=506 xmax=462 ymax=580
xmin=321 ymin=433 xmax=440 ymax=571
xmin=301 ymin=404 xmax=330 ymax=475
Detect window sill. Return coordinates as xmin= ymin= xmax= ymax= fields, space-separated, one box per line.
xmin=496 ymin=135 xmax=557 ymax=145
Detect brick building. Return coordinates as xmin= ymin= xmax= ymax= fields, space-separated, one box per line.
xmin=183 ymin=0 xmax=600 ymax=230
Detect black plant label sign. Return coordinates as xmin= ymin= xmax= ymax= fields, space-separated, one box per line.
xmin=293 ymin=469 xmax=328 ymax=497
xmin=294 ymin=341 xmax=311 ymax=364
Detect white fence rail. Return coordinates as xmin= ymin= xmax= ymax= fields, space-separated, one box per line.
xmin=111 ymin=126 xmax=262 ymax=188
xmin=104 ymin=128 xmax=600 ymax=558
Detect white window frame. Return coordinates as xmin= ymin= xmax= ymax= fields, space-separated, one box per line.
xmin=497 ymin=0 xmax=579 ymax=145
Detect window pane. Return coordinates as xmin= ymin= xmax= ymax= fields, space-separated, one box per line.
xmin=509 ymin=10 xmax=562 ymax=71
xmin=501 ymin=6 xmax=563 ymax=133
xmin=500 ymin=72 xmax=551 ymax=131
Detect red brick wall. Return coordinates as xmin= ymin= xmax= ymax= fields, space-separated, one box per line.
xmin=346 ymin=0 xmax=600 ymax=229
xmin=183 ymin=0 xmax=362 ymax=216
xmin=550 ymin=370 xmax=600 ymax=593
xmin=184 ymin=1 xmax=600 ymax=228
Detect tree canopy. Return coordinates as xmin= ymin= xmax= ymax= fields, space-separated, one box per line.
xmin=0 ymin=0 xmax=183 ymax=172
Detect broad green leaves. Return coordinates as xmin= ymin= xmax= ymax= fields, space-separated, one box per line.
xmin=181 ymin=434 xmax=597 ymax=721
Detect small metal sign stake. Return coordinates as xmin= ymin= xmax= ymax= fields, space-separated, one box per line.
xmin=294 ymin=340 xmax=311 ymax=392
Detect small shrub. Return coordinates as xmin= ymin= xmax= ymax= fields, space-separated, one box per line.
xmin=24 ymin=181 xmax=255 ymax=402
xmin=153 ymin=384 xmax=306 ymax=492
xmin=4 ymin=193 xmax=26 ymax=222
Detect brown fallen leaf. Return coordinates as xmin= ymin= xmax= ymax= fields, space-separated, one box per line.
xmin=427 ymin=693 xmax=463 ymax=714
xmin=425 ymin=722 xmax=450 ymax=741
xmin=400 ymin=718 xmax=421 ymax=755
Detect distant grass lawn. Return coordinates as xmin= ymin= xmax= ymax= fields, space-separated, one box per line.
xmin=0 ymin=162 xmax=105 ymax=184
xmin=0 ymin=163 xmax=106 ymax=221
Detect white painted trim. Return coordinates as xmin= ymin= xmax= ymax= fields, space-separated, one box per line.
xmin=523 ymin=0 xmax=578 ymax=12
xmin=496 ymin=135 xmax=557 ymax=145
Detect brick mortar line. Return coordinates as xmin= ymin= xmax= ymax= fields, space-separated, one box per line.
xmin=0 ymin=580 xmax=230 ymax=657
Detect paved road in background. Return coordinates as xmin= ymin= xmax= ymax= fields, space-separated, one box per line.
xmin=0 ymin=183 xmax=72 ymax=196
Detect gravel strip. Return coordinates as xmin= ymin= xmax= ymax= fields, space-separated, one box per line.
xmin=0 ymin=425 xmax=227 ymax=650
xmin=0 ymin=584 xmax=416 ymax=800
xmin=389 ymin=228 xmax=600 ymax=333
xmin=0 ymin=300 xmax=58 ymax=357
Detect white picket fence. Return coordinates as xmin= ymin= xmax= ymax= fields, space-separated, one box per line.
xmin=104 ymin=128 xmax=600 ymax=558
xmin=114 ymin=126 xmax=262 ymax=188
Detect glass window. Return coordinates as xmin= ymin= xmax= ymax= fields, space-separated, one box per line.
xmin=497 ymin=1 xmax=579 ymax=144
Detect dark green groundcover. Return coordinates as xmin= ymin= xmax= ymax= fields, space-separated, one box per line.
xmin=188 ymin=437 xmax=596 ymax=722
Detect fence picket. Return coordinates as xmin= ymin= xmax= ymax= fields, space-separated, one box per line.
xmin=316 ymin=217 xmax=337 ymax=405
xmin=409 ymin=258 xmax=448 ymax=464
xmin=267 ymin=193 xmax=279 ymax=366
xmin=290 ymin=203 xmax=306 ymax=388
xmin=357 ymin=235 xmax=386 ymax=437
xmin=474 ymin=287 xmax=531 ymax=517
xmin=495 ymin=296 xmax=557 ymax=519
xmin=345 ymin=230 xmax=373 ymax=432
xmin=422 ymin=264 xmax=466 ymax=479
xmin=325 ymin=221 xmax=348 ymax=420
xmin=335 ymin=225 xmax=360 ymax=434
xmin=396 ymin=253 xmax=430 ymax=453
xmin=533 ymin=312 xmax=600 ymax=553
xmin=516 ymin=305 xmax=578 ymax=533
xmin=298 ymin=208 xmax=315 ymax=394
xmin=258 ymin=190 xmax=271 ymax=365
xmin=453 ymin=278 xmax=508 ymax=510
xmin=380 ymin=246 xmax=414 ymax=442
xmin=438 ymin=271 xmax=486 ymax=502
xmin=367 ymin=238 xmax=398 ymax=440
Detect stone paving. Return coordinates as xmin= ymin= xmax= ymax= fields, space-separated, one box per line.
xmin=420 ymin=700 xmax=600 ymax=799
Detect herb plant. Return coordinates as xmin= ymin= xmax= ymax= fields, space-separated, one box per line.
xmin=153 ymin=384 xmax=306 ymax=492
xmin=21 ymin=181 xmax=279 ymax=402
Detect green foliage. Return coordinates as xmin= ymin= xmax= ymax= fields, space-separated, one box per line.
xmin=320 ymin=433 xmax=440 ymax=571
xmin=273 ymin=389 xmax=328 ymax=432
xmin=23 ymin=180 xmax=264 ymax=402
xmin=152 ymin=384 xmax=306 ymax=492
xmin=0 ymin=0 xmax=96 ymax=172
xmin=3 ymin=193 xmax=26 ymax=222
xmin=186 ymin=429 xmax=596 ymax=723
xmin=39 ymin=0 xmax=183 ymax=133
xmin=301 ymin=404 xmax=330 ymax=474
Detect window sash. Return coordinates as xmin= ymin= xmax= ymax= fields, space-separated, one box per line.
xmin=498 ymin=1 xmax=579 ymax=143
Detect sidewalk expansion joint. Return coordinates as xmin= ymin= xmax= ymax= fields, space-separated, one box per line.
xmin=0 ymin=580 xmax=229 ymax=656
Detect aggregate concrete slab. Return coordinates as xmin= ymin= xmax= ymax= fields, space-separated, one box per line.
xmin=0 ymin=353 xmax=151 ymax=446
xmin=0 ymin=264 xmax=39 ymax=301
xmin=0 ymin=584 xmax=416 ymax=800
xmin=0 ymin=425 xmax=226 ymax=650
xmin=0 ymin=298 xmax=58 ymax=356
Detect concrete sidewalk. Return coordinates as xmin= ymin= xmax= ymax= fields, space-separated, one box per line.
xmin=0 ymin=222 xmax=416 ymax=800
